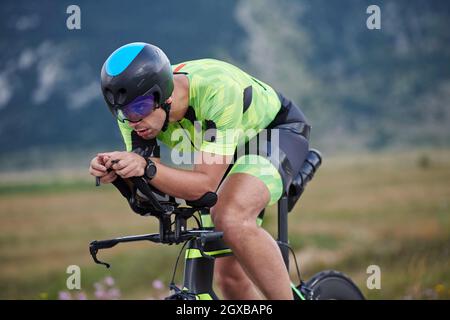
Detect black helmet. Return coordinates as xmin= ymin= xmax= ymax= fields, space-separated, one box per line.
xmin=100 ymin=42 xmax=173 ymax=127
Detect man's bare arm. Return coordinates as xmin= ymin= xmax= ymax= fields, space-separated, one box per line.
xmin=149 ymin=152 xmax=232 ymax=200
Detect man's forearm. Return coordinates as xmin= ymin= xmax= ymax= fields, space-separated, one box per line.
xmin=149 ymin=160 xmax=216 ymax=201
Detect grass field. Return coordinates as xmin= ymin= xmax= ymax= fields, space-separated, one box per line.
xmin=0 ymin=149 xmax=449 ymax=299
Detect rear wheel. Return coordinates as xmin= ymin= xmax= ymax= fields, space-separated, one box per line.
xmin=303 ymin=270 xmax=365 ymax=300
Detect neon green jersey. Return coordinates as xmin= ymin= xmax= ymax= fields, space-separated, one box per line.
xmin=118 ymin=59 xmax=281 ymax=155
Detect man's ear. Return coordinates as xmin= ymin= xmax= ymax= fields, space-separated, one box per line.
xmin=165 ymin=96 xmax=173 ymax=104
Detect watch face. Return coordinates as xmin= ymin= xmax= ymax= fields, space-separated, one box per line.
xmin=146 ymin=162 xmax=157 ymax=178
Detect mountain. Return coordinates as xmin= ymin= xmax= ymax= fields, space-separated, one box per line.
xmin=0 ymin=0 xmax=449 ymax=168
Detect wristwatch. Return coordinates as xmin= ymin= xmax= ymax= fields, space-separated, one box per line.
xmin=144 ymin=158 xmax=157 ymax=180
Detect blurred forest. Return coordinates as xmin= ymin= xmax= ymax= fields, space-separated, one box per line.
xmin=0 ymin=0 xmax=449 ymax=170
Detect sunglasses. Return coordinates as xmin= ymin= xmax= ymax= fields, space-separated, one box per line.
xmin=113 ymin=91 xmax=158 ymax=123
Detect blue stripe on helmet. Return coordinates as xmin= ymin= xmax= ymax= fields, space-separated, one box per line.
xmin=105 ymin=42 xmax=146 ymax=77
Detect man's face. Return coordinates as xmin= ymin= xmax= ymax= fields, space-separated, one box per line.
xmin=127 ymin=107 xmax=166 ymax=139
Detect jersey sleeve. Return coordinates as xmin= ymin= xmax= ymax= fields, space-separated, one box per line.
xmin=200 ymin=83 xmax=243 ymax=156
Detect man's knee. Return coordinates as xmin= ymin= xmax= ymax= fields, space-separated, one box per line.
xmin=211 ymin=188 xmax=262 ymax=227
xmin=211 ymin=206 xmax=258 ymax=240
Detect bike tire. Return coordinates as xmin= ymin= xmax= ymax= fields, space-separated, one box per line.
xmin=304 ymin=270 xmax=365 ymax=300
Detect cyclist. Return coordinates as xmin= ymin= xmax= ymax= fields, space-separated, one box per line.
xmin=89 ymin=42 xmax=310 ymax=300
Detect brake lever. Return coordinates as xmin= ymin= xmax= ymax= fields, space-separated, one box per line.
xmin=89 ymin=241 xmax=111 ymax=268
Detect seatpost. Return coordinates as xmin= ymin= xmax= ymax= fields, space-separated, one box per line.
xmin=277 ymin=195 xmax=290 ymax=271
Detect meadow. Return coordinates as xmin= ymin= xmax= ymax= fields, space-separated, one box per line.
xmin=0 ymin=149 xmax=449 ymax=299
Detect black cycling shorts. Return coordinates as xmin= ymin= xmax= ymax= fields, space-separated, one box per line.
xmin=221 ymin=93 xmax=310 ymax=206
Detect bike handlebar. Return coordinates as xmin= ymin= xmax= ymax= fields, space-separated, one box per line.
xmin=91 ymin=163 xmax=221 ymax=268
xmin=128 ymin=176 xmax=167 ymax=213
xmin=89 ymin=230 xmax=224 ymax=268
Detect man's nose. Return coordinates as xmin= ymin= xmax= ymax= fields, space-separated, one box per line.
xmin=128 ymin=120 xmax=141 ymax=128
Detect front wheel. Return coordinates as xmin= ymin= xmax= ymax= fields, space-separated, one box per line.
xmin=304 ymin=270 xmax=365 ymax=300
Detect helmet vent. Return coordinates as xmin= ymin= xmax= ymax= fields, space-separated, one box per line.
xmin=117 ymin=88 xmax=127 ymax=104
xmin=104 ymin=89 xmax=114 ymax=105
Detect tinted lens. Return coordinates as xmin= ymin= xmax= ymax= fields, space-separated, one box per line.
xmin=117 ymin=93 xmax=157 ymax=122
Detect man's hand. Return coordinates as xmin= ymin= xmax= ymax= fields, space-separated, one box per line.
xmin=89 ymin=154 xmax=117 ymax=184
xmin=99 ymin=151 xmax=147 ymax=179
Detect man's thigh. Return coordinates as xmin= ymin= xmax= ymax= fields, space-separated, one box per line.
xmin=212 ymin=172 xmax=270 ymax=223
xmin=224 ymin=152 xmax=285 ymax=207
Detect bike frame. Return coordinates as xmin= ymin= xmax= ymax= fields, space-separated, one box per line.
xmin=90 ymin=150 xmax=323 ymax=300
xmin=180 ymin=194 xmax=305 ymax=300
